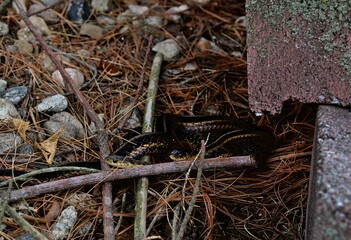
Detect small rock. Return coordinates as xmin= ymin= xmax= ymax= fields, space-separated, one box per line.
xmin=152 ymin=39 xmax=180 ymax=60
xmin=1 ymin=86 xmax=28 ymax=105
xmin=78 ymin=221 xmax=93 ymax=235
xmin=19 ymin=16 xmax=50 ymax=35
xmin=52 ymin=68 xmax=85 ymax=90
xmin=89 ymin=113 xmax=105 ymax=134
xmin=39 ymin=53 xmax=71 ymax=73
xmin=128 ymin=5 xmax=149 ymax=15
xmin=66 ymin=193 xmax=97 ymax=210
xmin=145 ymin=16 xmax=163 ymax=26
xmin=0 ymin=99 xmax=21 ymax=120
xmin=0 ymin=21 xmax=9 ymax=36
xmin=17 ymin=28 xmax=36 ymax=42
xmin=91 ymin=0 xmax=113 ymax=12
xmin=117 ymin=106 xmax=141 ymax=129
xmin=97 ymin=16 xmax=116 ymax=26
xmin=12 ymin=0 xmax=27 ymax=14
xmin=28 ymin=3 xmax=58 ymax=23
xmin=196 ymin=37 xmax=222 ymax=52
xmin=14 ymin=39 xmax=33 ymax=54
xmin=166 ymin=5 xmax=189 ymax=22
xmin=0 ymin=132 xmax=23 ymax=154
xmin=79 ymin=23 xmax=104 ymax=39
xmin=192 ymin=0 xmax=211 ymax=4
xmin=35 ymin=94 xmax=68 ymax=112
xmin=44 ymin=112 xmax=84 ymax=139
xmin=41 ymin=0 xmax=57 ymax=5
xmin=51 ymin=206 xmax=77 ymax=240
xmin=0 ymin=79 xmax=7 ymax=92
xmin=18 ymin=143 xmax=34 ymax=155
xmin=67 ymin=0 xmax=90 ymax=23
xmin=235 ymin=16 xmax=246 ymax=27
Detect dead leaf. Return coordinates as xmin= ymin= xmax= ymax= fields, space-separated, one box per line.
xmin=12 ymin=118 xmax=29 ymax=141
xmin=36 ymin=128 xmax=63 ymax=164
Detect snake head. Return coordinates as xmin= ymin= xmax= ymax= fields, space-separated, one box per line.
xmin=106 ymin=154 xmax=143 ymax=168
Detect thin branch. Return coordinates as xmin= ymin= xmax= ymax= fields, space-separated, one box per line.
xmin=0 ymin=166 xmax=100 ymax=188
xmin=134 ymin=51 xmax=164 ymax=240
xmin=1 ymin=156 xmax=256 ymax=203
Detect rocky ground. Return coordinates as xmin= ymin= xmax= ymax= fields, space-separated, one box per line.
xmin=0 ymin=0 xmax=314 ymax=239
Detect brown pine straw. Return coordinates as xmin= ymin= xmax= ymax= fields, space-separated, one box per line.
xmin=0 ymin=1 xmax=314 ymax=239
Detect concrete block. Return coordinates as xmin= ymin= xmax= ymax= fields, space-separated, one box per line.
xmin=306 ymin=105 xmax=351 ymax=239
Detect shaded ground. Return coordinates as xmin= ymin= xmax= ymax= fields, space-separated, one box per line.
xmin=0 ymin=1 xmax=314 ymax=239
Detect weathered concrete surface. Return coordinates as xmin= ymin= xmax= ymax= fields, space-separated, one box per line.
xmin=306 ymin=105 xmax=351 ymax=240
xmin=247 ymin=1 xmax=351 ymax=114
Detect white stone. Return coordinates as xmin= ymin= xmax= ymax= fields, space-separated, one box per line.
xmin=92 ymin=0 xmax=113 ymax=12
xmin=128 ymin=5 xmax=149 ymax=15
xmin=52 ymin=68 xmax=85 ymax=90
xmin=0 ymin=99 xmax=20 ymax=120
xmin=0 ymin=22 xmax=9 ymax=36
xmin=0 ymin=80 xmax=7 ymax=92
xmin=152 ymin=39 xmax=180 ymax=60
xmin=51 ymin=206 xmax=77 ymax=240
xmin=35 ymin=94 xmax=68 ymax=112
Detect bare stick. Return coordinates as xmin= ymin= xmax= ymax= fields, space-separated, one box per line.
xmin=1 ymin=156 xmax=256 ymax=203
xmin=134 ymin=51 xmax=164 ymax=240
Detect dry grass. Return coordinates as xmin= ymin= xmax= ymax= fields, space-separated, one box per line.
xmin=0 ymin=1 xmax=314 ymax=239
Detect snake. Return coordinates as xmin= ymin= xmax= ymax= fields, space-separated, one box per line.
xmin=106 ymin=114 xmax=273 ymax=167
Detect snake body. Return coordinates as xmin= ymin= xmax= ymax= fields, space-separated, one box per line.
xmin=107 ymin=115 xmax=273 ymax=167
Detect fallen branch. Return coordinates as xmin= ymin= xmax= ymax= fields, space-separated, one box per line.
xmin=1 ymin=156 xmax=256 ymax=203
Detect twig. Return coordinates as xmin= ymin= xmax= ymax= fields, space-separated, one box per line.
xmin=0 ymin=180 xmax=12 ymax=223
xmin=0 ymin=166 xmax=100 ymax=188
xmin=14 ymin=1 xmax=114 ymax=238
xmin=1 ymin=156 xmax=256 ymax=203
xmin=0 ymin=196 xmax=50 ymax=240
xmin=173 ymin=141 xmax=206 ymax=240
xmin=134 ymin=51 xmax=164 ymax=240
xmin=118 ymin=36 xmax=154 ymax=129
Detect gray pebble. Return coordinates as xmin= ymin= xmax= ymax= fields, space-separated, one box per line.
xmin=1 ymin=86 xmax=28 ymax=105
xmin=0 ymin=21 xmax=9 ymax=36
xmin=51 ymin=206 xmax=77 ymax=240
xmin=79 ymin=23 xmax=104 ymax=39
xmin=91 ymin=0 xmax=113 ymax=12
xmin=52 ymin=68 xmax=85 ymax=90
xmin=0 ymin=132 xmax=23 ymax=154
xmin=0 ymin=79 xmax=7 ymax=92
xmin=152 ymin=39 xmax=180 ymax=60
xmin=66 ymin=0 xmax=90 ymax=23
xmin=36 ymin=94 xmax=68 ymax=112
xmin=28 ymin=3 xmax=58 ymax=23
xmin=44 ymin=112 xmax=84 ymax=139
xmin=18 ymin=143 xmax=34 ymax=155
xmin=0 ymin=98 xmax=21 ymax=120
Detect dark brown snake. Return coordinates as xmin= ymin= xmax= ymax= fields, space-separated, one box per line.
xmin=106 ymin=114 xmax=273 ymax=168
